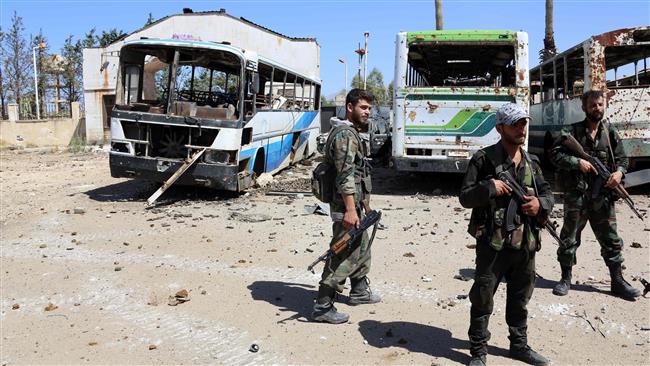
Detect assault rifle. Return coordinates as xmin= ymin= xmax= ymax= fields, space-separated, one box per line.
xmin=497 ymin=170 xmax=566 ymax=248
xmin=307 ymin=210 xmax=382 ymax=273
xmin=561 ymin=135 xmax=644 ymax=221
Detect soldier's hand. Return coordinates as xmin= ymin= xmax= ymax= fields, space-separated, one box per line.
xmin=605 ymin=171 xmax=623 ymax=188
xmin=521 ymin=195 xmax=541 ymax=216
xmin=579 ymin=159 xmax=596 ymax=174
xmin=343 ymin=209 xmax=360 ymax=229
xmin=491 ymin=179 xmax=512 ymax=196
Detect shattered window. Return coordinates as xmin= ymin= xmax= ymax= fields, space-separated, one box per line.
xmin=407 ymin=44 xmax=516 ymax=87
xmin=117 ymin=45 xmax=242 ymax=119
xmin=605 ymin=45 xmax=650 ymax=87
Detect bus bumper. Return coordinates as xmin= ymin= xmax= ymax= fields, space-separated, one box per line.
xmin=109 ymin=153 xmax=251 ymax=191
xmin=391 ymin=156 xmax=470 ymax=173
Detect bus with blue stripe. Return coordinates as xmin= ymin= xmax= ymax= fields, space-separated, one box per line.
xmin=392 ymin=30 xmax=529 ymax=173
xmin=109 ymin=37 xmax=321 ymax=191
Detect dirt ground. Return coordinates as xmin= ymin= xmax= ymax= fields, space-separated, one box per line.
xmin=1 ymin=149 xmax=649 ymax=365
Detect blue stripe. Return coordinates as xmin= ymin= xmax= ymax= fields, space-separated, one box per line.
xmin=292 ymin=111 xmax=318 ymax=131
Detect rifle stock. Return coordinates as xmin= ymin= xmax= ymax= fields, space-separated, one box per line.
xmin=307 ymin=210 xmax=382 ymax=273
xmin=561 ymin=135 xmax=644 ymax=220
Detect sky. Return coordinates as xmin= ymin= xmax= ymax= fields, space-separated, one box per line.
xmin=1 ymin=0 xmax=649 ymax=97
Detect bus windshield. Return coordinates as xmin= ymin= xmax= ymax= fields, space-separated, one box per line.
xmin=407 ymin=43 xmax=516 ymax=87
xmin=116 ymin=44 xmax=242 ymax=120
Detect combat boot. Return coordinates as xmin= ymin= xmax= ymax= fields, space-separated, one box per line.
xmin=552 ymin=266 xmax=572 ymax=296
xmin=608 ymin=263 xmax=641 ymax=300
xmin=312 ymin=285 xmax=349 ymax=324
xmin=349 ymin=277 xmax=381 ymax=305
xmin=509 ymin=345 xmax=550 ymax=366
xmin=467 ymin=355 xmax=487 ymax=366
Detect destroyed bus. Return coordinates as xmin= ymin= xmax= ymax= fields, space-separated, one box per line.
xmin=109 ymin=35 xmax=321 ymax=191
xmin=529 ymin=26 xmax=650 ymax=170
xmin=391 ymin=30 xmax=530 ymax=173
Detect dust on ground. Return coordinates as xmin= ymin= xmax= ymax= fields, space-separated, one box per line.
xmin=1 ymin=150 xmax=649 ymax=365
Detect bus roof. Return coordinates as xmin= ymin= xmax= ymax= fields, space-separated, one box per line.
xmin=531 ymin=26 xmax=650 ymax=72
xmin=406 ymin=30 xmax=517 ymax=44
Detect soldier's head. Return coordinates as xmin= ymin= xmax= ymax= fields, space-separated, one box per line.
xmin=345 ymin=88 xmax=374 ymax=129
xmin=495 ymin=103 xmax=529 ymax=147
xmin=581 ymin=90 xmax=606 ymax=123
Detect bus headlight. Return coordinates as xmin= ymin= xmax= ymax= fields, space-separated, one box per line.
xmin=204 ymin=150 xmax=235 ymax=164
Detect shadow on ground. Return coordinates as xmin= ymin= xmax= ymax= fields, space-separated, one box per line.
xmin=535 ymin=272 xmax=607 ymax=295
xmin=248 ymin=281 xmax=317 ymax=323
xmin=371 ymin=167 xmax=465 ymax=196
xmin=84 ymin=180 xmax=240 ymax=204
xmin=357 ymin=320 xmax=510 ymax=364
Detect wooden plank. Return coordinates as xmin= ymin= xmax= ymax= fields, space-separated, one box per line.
xmin=146 ymin=148 xmax=207 ymax=206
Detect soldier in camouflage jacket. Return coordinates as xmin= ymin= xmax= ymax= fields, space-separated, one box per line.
xmin=312 ymin=89 xmax=381 ymax=324
xmin=550 ymin=90 xmax=641 ymax=300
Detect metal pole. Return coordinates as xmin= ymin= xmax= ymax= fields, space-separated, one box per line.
xmin=33 ymin=46 xmax=41 ymax=119
xmin=339 ymin=58 xmax=347 ymax=93
xmin=363 ymin=32 xmax=369 ymax=90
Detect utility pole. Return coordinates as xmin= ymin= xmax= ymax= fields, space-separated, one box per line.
xmin=32 ymin=42 xmax=47 ymax=119
xmin=435 ymin=0 xmax=444 ymax=30
xmin=363 ymin=32 xmax=369 ymax=90
xmin=354 ymin=43 xmax=365 ymax=89
xmin=354 ymin=32 xmax=370 ymax=89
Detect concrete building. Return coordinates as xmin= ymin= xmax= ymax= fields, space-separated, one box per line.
xmin=82 ymin=8 xmax=320 ymax=144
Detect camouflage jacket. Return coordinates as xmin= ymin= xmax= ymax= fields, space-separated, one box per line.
xmin=550 ymin=119 xmax=628 ymax=194
xmin=326 ymin=119 xmax=372 ymax=220
xmin=459 ymin=141 xmax=554 ymax=248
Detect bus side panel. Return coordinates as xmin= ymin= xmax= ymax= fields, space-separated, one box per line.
xmin=242 ymin=110 xmax=319 ymax=175
xmin=528 ymin=98 xmax=584 ymax=157
xmin=608 ymin=87 xmax=650 ymax=163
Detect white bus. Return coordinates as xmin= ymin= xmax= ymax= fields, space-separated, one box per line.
xmin=392 ymin=30 xmax=529 ymax=173
xmin=109 ymin=36 xmax=321 ymax=191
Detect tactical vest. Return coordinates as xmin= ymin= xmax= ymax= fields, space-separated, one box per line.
xmin=489 ymin=160 xmax=538 ymax=251
xmin=469 ymin=147 xmax=540 ymax=252
xmin=562 ymin=121 xmax=617 ymax=193
xmin=328 ymin=126 xmax=372 ymax=206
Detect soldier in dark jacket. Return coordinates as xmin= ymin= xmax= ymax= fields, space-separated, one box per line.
xmin=460 ymin=103 xmax=553 ymax=366
xmin=312 ymin=89 xmax=380 ymax=324
xmin=550 ymin=90 xmax=641 ymax=300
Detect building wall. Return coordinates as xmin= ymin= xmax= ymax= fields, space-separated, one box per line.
xmin=0 ymin=102 xmax=84 ymax=148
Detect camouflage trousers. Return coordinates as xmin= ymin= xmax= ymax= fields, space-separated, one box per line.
xmin=319 ymin=211 xmax=371 ymax=292
xmin=468 ymin=241 xmax=535 ymax=356
xmin=557 ymin=191 xmax=624 ymax=267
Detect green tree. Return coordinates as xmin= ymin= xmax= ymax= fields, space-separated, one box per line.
xmin=97 ymin=28 xmax=127 ymax=47
xmin=0 ymin=27 xmax=6 ymax=118
xmin=32 ymin=29 xmax=50 ymax=116
xmin=61 ymin=35 xmax=83 ymax=105
xmin=350 ymin=68 xmax=388 ymax=106
xmin=387 ymin=81 xmax=394 ymax=107
xmin=366 ymin=68 xmax=387 ymax=106
xmin=1 ymin=11 xmax=32 ymax=107
xmin=83 ymin=28 xmax=97 ymax=48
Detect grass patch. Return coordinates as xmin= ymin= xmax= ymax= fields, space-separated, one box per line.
xmin=69 ymin=135 xmax=87 ymax=153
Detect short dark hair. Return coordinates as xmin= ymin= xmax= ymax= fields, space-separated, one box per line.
xmin=581 ymin=89 xmax=605 ymax=106
xmin=346 ymin=88 xmax=375 ymax=106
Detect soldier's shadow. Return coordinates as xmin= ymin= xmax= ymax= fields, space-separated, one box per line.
xmin=357 ymin=320 xmax=509 ymax=364
xmin=248 ymin=281 xmax=317 ymax=323
xmin=535 ymin=273 xmax=606 ymax=294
